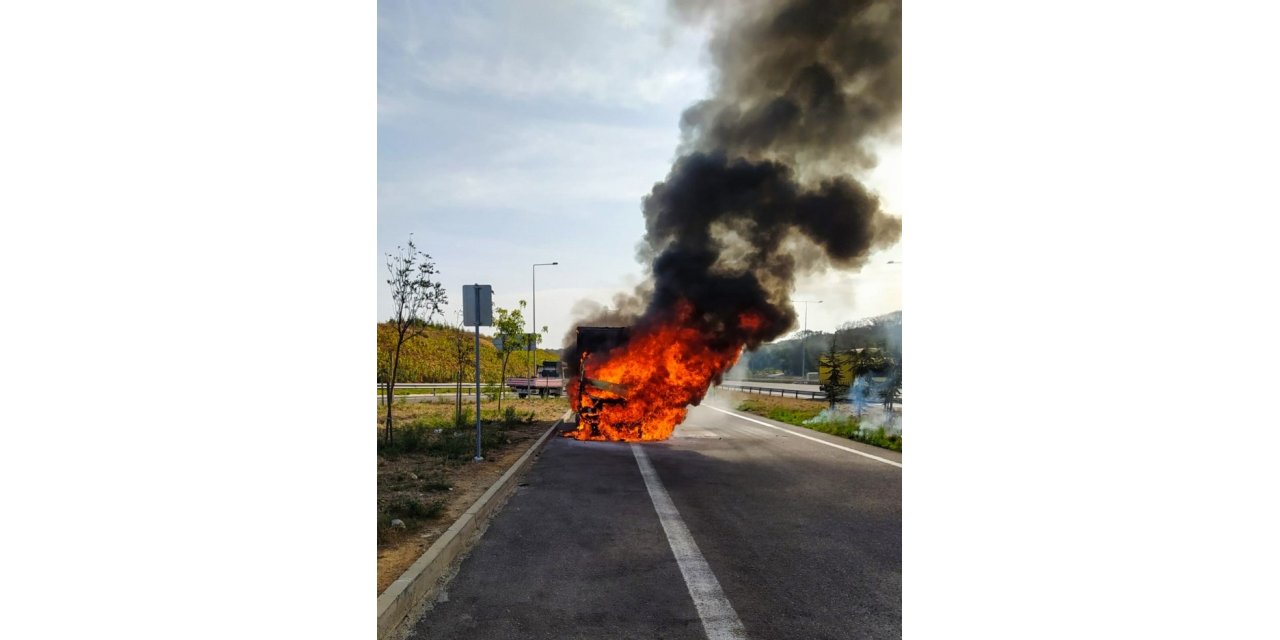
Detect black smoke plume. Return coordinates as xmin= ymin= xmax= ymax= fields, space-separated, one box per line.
xmin=565 ymin=0 xmax=901 ymax=376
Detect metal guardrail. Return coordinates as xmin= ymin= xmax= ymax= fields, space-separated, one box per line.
xmin=716 ymin=383 xmax=826 ymax=400
xmin=378 ymin=383 xmax=459 ymax=388
xmin=377 ymin=382 xmax=557 ymax=398
xmin=377 ymin=383 xmax=498 ymax=397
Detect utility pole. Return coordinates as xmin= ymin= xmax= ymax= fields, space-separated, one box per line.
xmin=474 ymin=287 xmax=481 ymax=459
xmin=792 ymin=299 xmax=822 ymax=382
xmin=530 ymin=261 xmax=558 ymax=393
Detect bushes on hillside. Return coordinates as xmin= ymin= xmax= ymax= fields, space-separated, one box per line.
xmin=376 ymin=323 xmax=559 ymax=384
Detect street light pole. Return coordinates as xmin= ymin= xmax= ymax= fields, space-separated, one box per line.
xmin=792 ymin=299 xmax=823 ymax=382
xmin=530 ymin=261 xmax=558 ymax=392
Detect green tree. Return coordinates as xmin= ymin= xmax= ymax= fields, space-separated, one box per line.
xmin=382 ymin=237 xmax=446 ymax=446
xmin=492 ymin=301 xmax=529 ymax=412
xmin=817 ymin=338 xmax=851 ymax=408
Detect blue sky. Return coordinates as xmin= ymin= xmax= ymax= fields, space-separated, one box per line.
xmin=378 ymin=0 xmax=901 ymax=345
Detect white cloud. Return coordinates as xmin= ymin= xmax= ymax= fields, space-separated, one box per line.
xmin=381 ymin=0 xmax=709 ymax=110
xmin=380 ymin=119 xmax=680 ymax=216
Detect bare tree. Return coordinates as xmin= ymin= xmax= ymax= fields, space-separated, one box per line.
xmin=448 ymin=311 xmax=470 ymax=426
xmin=383 ymin=237 xmax=446 ymax=446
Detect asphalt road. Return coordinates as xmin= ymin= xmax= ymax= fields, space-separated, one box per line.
xmin=405 ymin=397 xmax=902 ymax=640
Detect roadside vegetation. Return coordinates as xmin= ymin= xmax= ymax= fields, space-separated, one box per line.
xmin=730 ymin=392 xmax=902 ymax=453
xmin=376 ymin=235 xmax=572 ymax=594
xmin=376 ymin=396 xmax=567 ymax=545
xmin=376 ymin=395 xmax=568 ymax=593
xmin=378 ymin=396 xmax=567 ymax=426
xmin=376 ymin=322 xmax=560 ymax=384
xmin=381 ymin=237 xmax=448 ymax=447
xmin=376 ymin=397 xmax=565 ymax=459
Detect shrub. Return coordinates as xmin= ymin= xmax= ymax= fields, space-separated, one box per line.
xmin=387 ymin=496 xmax=444 ymax=520
xmin=453 ymin=407 xmax=472 ymax=428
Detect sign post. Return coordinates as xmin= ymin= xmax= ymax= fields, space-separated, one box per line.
xmin=463 ymin=284 xmax=493 ymax=461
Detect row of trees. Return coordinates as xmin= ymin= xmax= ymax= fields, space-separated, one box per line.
xmin=745 ymin=311 xmax=902 ymax=378
xmin=816 ymin=339 xmax=902 ymax=411
xmin=380 ymin=237 xmax=549 ymax=446
xmin=735 ymin=310 xmax=902 ymax=412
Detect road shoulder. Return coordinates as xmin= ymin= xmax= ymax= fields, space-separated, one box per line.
xmin=377 ymin=414 xmax=566 ymax=640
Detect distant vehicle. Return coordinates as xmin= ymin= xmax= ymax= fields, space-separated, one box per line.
xmin=506 ymin=360 xmax=566 ymax=398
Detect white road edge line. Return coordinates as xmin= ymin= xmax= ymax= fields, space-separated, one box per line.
xmin=631 ymin=444 xmax=748 ymax=640
xmin=705 ymin=405 xmax=903 ymax=469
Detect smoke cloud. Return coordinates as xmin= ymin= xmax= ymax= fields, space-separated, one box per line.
xmin=566 ymin=0 xmax=901 ymax=373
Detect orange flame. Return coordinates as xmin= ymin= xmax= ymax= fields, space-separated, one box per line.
xmin=568 ymin=301 xmax=762 ymax=441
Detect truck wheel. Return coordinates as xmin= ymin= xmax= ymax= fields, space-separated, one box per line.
xmin=518 ymin=392 xmax=527 ymax=399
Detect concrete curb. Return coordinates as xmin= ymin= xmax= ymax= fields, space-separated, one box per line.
xmin=376 ymin=413 xmax=568 ymax=640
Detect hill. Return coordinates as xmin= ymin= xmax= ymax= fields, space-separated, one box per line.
xmin=732 ymin=310 xmax=902 ymax=377
xmin=377 ymin=323 xmax=561 ymax=384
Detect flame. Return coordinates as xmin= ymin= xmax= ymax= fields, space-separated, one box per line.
xmin=568 ymin=301 xmax=762 ymax=441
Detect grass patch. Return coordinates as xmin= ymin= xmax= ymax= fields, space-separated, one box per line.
xmin=420 ymin=477 xmax=452 ymax=491
xmin=737 ymin=398 xmax=824 ymax=425
xmin=376 ymin=512 xmax=400 ymax=546
xmin=801 ymin=418 xmax=901 ymax=451
xmin=802 ymin=417 xmax=862 ymax=439
xmin=376 ymin=497 xmax=446 ymax=545
xmin=387 ymin=496 xmax=445 ymax=520
xmin=377 ymin=396 xmax=565 ymax=461
xmin=377 ymin=420 xmax=510 ymax=459
xmin=731 ymin=393 xmax=902 ymax=453
xmin=380 ymin=396 xmax=567 ymax=428
xmin=850 ymin=427 xmax=902 ymax=451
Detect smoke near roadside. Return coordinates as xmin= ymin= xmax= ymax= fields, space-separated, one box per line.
xmin=564 ymin=0 xmax=902 ymax=440
xmin=567 ymin=0 xmax=901 ymax=357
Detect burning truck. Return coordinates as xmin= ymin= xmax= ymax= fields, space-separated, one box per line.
xmin=567 ymin=326 xmax=633 ymax=439
xmin=561 ymin=0 xmax=902 ymax=442
xmin=563 ymin=301 xmax=770 ymax=442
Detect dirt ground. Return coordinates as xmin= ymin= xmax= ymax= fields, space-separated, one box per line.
xmin=376 ymin=397 xmax=568 ymax=594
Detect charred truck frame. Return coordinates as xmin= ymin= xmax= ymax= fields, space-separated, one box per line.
xmin=568 ymin=326 xmax=632 ymax=439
